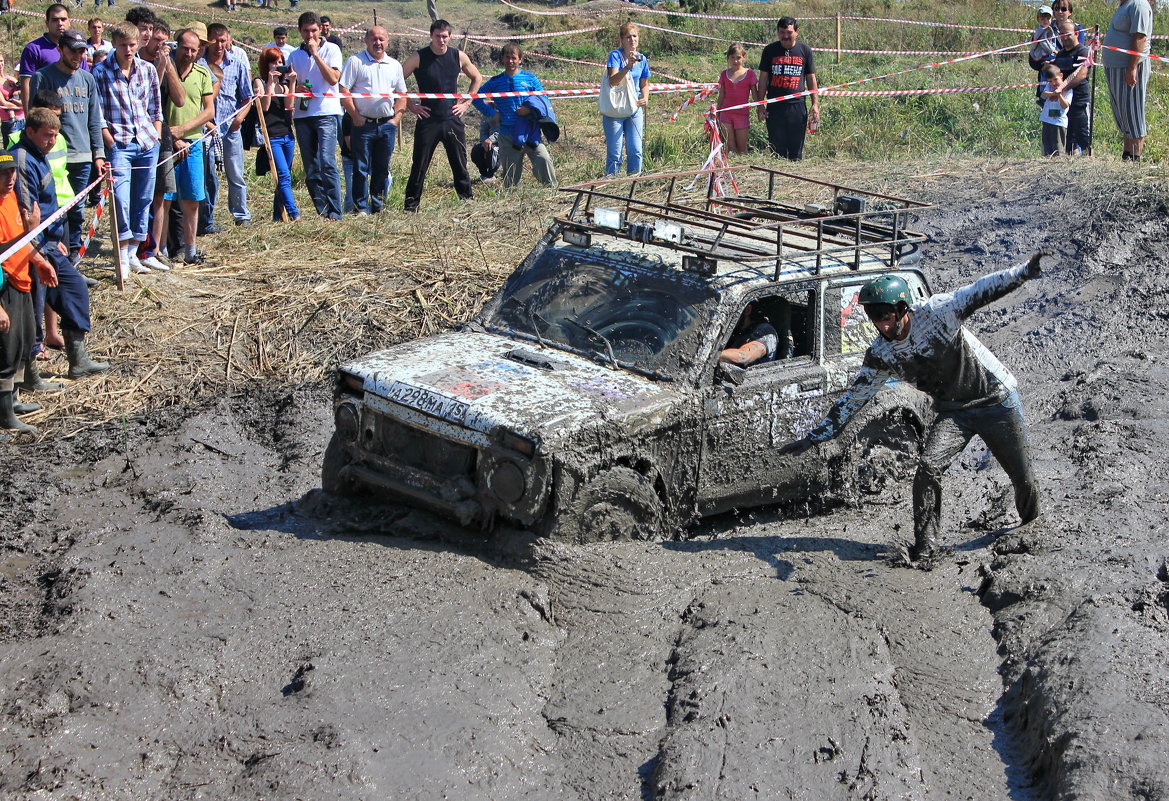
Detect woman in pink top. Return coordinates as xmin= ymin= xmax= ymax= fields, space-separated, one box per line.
xmin=0 ymin=54 xmax=23 ymax=144
xmin=716 ymin=44 xmax=756 ymax=154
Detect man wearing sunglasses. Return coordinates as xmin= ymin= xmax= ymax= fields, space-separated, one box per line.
xmin=780 ymin=252 xmax=1050 ymax=567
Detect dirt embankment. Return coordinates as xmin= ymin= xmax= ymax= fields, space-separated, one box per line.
xmin=1 ymin=163 xmax=1168 ymax=800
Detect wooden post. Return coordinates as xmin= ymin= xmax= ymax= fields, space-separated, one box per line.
xmin=254 ymin=94 xmax=288 ymax=222
xmin=106 ymin=172 xmax=125 ymax=291
xmin=836 ymin=15 xmax=842 ymax=65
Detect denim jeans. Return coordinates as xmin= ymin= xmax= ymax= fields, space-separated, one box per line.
xmin=65 ymin=161 xmax=92 ymax=254
xmin=338 ymin=114 xmax=355 ymax=214
xmin=269 ymin=133 xmax=300 ymax=221
xmin=202 ymin=128 xmax=249 ymax=225
xmin=109 ymin=140 xmax=159 ymax=242
xmin=602 ymin=109 xmax=644 ymax=175
xmin=351 ymin=118 xmax=397 ymax=213
xmin=294 ymin=115 xmax=342 ymax=219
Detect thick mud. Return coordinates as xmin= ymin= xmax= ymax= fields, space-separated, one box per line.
xmin=2 ymin=164 xmax=1168 ymax=800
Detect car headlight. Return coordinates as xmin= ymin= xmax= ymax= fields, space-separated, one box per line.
xmin=488 ymin=460 xmax=527 ymax=504
xmin=335 ymin=402 xmax=360 ymax=444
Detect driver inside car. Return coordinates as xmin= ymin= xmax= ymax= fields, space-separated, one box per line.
xmin=719 ymin=302 xmax=786 ymax=367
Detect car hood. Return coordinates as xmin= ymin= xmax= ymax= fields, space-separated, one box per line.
xmin=342 ymin=332 xmax=683 ymax=444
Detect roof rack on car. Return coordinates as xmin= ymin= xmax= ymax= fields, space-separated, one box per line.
xmin=556 ymin=166 xmax=932 ymax=281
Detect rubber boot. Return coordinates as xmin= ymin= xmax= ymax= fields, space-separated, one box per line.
xmin=13 ymin=392 xmax=41 ymax=415
xmin=1 ymin=391 xmax=38 ymax=435
xmin=17 ymin=360 xmax=65 ymax=393
xmin=64 ymin=329 xmax=110 ymax=379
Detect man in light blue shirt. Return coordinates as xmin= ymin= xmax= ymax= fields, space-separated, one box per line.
xmin=198 ymin=22 xmax=253 ymax=229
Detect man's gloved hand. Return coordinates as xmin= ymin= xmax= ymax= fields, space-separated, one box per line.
xmin=1024 ymin=250 xmax=1052 ymax=278
xmin=778 ymin=437 xmax=814 ymax=457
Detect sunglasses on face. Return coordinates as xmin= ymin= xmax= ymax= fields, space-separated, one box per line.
xmin=865 ymin=308 xmax=899 ymax=323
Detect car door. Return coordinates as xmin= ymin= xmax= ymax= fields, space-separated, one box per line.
xmin=697 ymin=286 xmax=826 ymax=516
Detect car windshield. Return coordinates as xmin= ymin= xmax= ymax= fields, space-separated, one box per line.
xmin=482 ymin=246 xmax=719 ymax=381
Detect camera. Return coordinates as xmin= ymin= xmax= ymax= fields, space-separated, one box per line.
xmin=276 ymin=64 xmax=291 ymax=74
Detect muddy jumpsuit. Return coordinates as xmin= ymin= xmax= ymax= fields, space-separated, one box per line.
xmin=804 ymin=263 xmax=1041 ymax=553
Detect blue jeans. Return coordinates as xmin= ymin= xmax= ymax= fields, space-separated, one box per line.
xmin=602 ymin=110 xmax=644 ymax=176
xmin=202 ymin=128 xmax=250 ymax=225
xmin=294 ymin=115 xmax=342 ymax=219
xmin=351 ymin=118 xmax=397 ymax=214
xmin=109 ymin=140 xmax=159 ymax=242
xmin=269 ymin=133 xmax=300 ymax=221
xmin=65 ymin=161 xmax=92 ymax=254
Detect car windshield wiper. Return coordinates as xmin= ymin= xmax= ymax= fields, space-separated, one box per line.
xmin=509 ymin=298 xmax=548 ymax=349
xmin=562 ymin=315 xmax=618 ymax=369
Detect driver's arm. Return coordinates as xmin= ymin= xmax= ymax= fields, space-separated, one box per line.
xmin=720 ymin=340 xmax=768 ymax=366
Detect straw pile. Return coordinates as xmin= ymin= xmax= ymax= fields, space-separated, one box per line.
xmin=24 ymin=192 xmax=559 ymax=439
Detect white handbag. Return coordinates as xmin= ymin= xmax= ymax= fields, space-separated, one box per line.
xmin=599 ymin=70 xmax=638 ymax=119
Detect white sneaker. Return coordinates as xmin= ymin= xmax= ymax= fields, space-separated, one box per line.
xmin=128 ymin=253 xmax=150 ymax=274
xmin=141 ymin=255 xmax=170 ymax=272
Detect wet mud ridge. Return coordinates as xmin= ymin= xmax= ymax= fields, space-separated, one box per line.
xmin=2 ymin=167 xmax=1169 ymax=800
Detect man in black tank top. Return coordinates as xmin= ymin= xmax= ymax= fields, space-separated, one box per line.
xmin=401 ymin=19 xmax=482 ymax=211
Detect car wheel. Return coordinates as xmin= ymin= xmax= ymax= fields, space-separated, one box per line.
xmin=547 ymin=466 xmax=664 ymax=544
xmin=321 ymin=431 xmax=360 ymax=496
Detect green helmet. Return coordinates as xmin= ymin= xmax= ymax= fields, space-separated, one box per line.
xmin=859 ymin=274 xmax=911 ymax=307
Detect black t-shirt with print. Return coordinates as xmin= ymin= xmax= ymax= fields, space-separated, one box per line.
xmin=758 ymin=41 xmax=815 ymax=104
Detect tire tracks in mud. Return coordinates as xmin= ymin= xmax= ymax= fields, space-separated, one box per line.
xmin=514 ymin=511 xmax=1030 ymax=801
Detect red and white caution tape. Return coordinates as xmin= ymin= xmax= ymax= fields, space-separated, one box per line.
xmin=711 ymin=37 xmax=1036 ymax=117
xmin=278 ymin=84 xmax=707 ymax=100
xmin=75 ymin=183 xmax=112 ymax=264
xmin=821 ymin=83 xmax=1036 ymax=98
xmin=1098 ymin=44 xmax=1169 ymax=65
xmin=0 ymin=173 xmax=105 ymax=268
xmin=669 ymin=85 xmax=716 ymax=122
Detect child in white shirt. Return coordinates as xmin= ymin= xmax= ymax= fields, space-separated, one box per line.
xmin=1039 ymin=63 xmax=1072 ymax=157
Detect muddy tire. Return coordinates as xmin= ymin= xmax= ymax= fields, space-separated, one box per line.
xmin=844 ymin=386 xmax=932 ymax=498
xmin=545 ymin=466 xmax=664 ymax=544
xmin=321 ymin=432 xmax=360 ymax=497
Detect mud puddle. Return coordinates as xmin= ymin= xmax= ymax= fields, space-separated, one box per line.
xmin=2 ymin=164 xmax=1169 ymax=799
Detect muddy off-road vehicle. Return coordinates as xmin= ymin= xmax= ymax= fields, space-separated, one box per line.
xmin=323 ymin=167 xmax=935 ymax=540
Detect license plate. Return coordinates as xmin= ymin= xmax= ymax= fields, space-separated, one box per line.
xmin=385 ymin=381 xmax=469 ymax=424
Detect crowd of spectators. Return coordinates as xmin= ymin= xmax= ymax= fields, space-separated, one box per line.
xmin=0 ymin=2 xmax=1158 ymax=436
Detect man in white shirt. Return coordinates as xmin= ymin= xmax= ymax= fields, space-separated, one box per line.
xmin=264 ymin=27 xmax=296 ymax=61
xmin=287 ymin=11 xmax=343 ymax=219
xmin=339 ymin=27 xmax=405 ymax=215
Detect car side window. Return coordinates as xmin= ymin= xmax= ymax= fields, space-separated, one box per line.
xmin=722 ymin=290 xmax=815 ymax=369
xmin=824 ymin=284 xmax=877 ymax=358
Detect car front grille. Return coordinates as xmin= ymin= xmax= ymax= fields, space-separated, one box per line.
xmin=375 ymin=414 xmax=477 ymax=478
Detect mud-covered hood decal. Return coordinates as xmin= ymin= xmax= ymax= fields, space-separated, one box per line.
xmin=342 ymin=332 xmax=681 ymax=441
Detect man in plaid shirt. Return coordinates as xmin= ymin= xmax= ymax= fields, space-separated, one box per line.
xmin=93 ymin=20 xmax=162 ymax=275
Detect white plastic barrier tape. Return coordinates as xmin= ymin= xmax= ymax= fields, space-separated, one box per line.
xmin=0 ymin=174 xmax=105 ymax=269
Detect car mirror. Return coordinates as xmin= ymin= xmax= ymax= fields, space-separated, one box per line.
xmin=716 ymin=362 xmax=746 ymax=386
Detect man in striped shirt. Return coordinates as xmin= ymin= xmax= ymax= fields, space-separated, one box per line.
xmin=781 ymin=253 xmax=1049 ymax=566
xmin=92 ymin=20 xmax=161 ymax=274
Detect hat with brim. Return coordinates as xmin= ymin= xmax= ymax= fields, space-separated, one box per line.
xmin=186 ymin=21 xmax=210 ymax=43
xmin=1037 ymin=5 xmax=1053 ymax=15
xmin=0 ymin=150 xmax=16 ymax=171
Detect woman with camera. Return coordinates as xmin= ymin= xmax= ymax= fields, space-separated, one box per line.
xmin=255 ymin=46 xmax=301 ymax=221
xmin=600 ymin=22 xmax=650 ymax=176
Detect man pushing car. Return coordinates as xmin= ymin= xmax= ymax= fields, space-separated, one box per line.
xmin=780 ymin=252 xmax=1050 ymax=567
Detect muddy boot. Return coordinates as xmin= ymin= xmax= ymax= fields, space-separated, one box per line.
xmin=64 ymin=330 xmax=110 ymax=379
xmin=13 ymin=393 xmax=41 ymax=415
xmin=17 ymin=360 xmax=65 ymax=394
xmin=908 ymin=536 xmax=938 ymax=568
xmin=0 ymin=391 xmax=39 ymax=435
